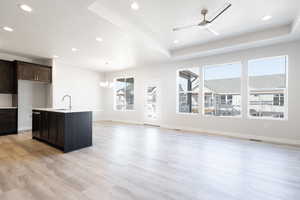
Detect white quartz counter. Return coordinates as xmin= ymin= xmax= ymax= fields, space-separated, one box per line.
xmin=33 ymin=108 xmax=92 ymax=113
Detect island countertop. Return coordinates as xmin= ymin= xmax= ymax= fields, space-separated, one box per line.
xmin=0 ymin=107 xmax=18 ymax=109
xmin=33 ymin=108 xmax=92 ymax=113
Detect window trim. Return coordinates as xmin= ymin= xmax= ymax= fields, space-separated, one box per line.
xmin=176 ymin=67 xmax=201 ymax=115
xmin=247 ymin=55 xmax=288 ymax=121
xmin=113 ymin=76 xmax=135 ymax=112
xmin=202 ymin=61 xmax=243 ymax=118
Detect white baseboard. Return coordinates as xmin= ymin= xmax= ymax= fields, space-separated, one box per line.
xmin=18 ymin=127 xmax=31 ymax=132
xmin=98 ymin=120 xmax=300 ymax=146
xmin=98 ymin=120 xmax=144 ymax=125
xmin=161 ymin=124 xmax=300 ymax=146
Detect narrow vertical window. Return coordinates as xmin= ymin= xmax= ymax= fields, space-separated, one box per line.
xmin=248 ymin=56 xmax=287 ymax=119
xmin=177 ymin=68 xmax=200 ymax=113
xmin=203 ymin=63 xmax=242 ymax=117
xmin=114 ymin=77 xmax=134 ymax=111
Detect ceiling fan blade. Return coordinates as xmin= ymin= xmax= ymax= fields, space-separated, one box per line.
xmin=208 ymin=2 xmax=232 ymax=23
xmin=173 ymin=24 xmax=198 ymax=31
xmin=206 ymin=27 xmax=220 ymax=36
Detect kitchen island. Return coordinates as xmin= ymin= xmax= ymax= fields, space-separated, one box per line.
xmin=32 ymin=108 xmax=92 ymax=153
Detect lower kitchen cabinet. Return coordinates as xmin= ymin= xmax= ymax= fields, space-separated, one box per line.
xmin=0 ymin=109 xmax=17 ymax=135
xmin=48 ymin=112 xmax=65 ymax=148
xmin=32 ymin=111 xmax=41 ymax=138
xmin=32 ymin=110 xmax=92 ymax=152
xmin=32 ymin=111 xmax=65 ymax=148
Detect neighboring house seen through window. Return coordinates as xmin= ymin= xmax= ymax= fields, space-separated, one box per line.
xmin=248 ymin=56 xmax=287 ymax=119
xmin=203 ymin=63 xmax=242 ymax=117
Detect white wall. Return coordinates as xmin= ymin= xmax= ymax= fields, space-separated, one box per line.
xmin=52 ymin=61 xmax=104 ymax=121
xmin=103 ymin=41 xmax=300 ymax=145
xmin=18 ymin=80 xmax=49 ymax=131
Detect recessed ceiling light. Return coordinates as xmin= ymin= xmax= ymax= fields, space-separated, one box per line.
xmin=71 ymin=48 xmax=78 ymax=52
xmin=2 ymin=26 xmax=14 ymax=32
xmin=262 ymin=15 xmax=272 ymax=21
xmin=19 ymin=4 xmax=33 ymax=12
xmin=131 ymin=2 xmax=139 ymax=10
xmin=53 ymin=55 xmax=59 ymax=58
xmin=96 ymin=37 xmax=103 ymax=42
xmin=173 ymin=40 xmax=179 ymax=44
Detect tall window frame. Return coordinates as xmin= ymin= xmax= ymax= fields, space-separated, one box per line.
xmin=114 ymin=77 xmax=135 ymax=111
xmin=247 ymin=55 xmax=288 ymax=120
xmin=202 ymin=62 xmax=242 ymax=118
xmin=176 ymin=68 xmax=201 ymax=114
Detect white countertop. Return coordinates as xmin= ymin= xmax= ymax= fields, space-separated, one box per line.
xmin=0 ymin=107 xmax=17 ymax=109
xmin=33 ymin=108 xmax=92 ymax=113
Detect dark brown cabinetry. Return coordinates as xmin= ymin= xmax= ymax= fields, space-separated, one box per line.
xmin=32 ymin=111 xmax=41 ymax=138
xmin=0 ymin=109 xmax=17 ymax=135
xmin=16 ymin=61 xmax=52 ymax=83
xmin=32 ymin=110 xmax=92 ymax=152
xmin=33 ymin=111 xmax=61 ymax=145
xmin=0 ymin=60 xmax=17 ymax=94
xmin=0 ymin=59 xmax=52 ymax=136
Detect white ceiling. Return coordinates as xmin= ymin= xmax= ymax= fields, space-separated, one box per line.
xmin=0 ymin=0 xmax=299 ymax=71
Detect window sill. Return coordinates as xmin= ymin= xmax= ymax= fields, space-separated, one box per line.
xmin=203 ymin=114 xmax=242 ymax=119
xmin=247 ymin=116 xmax=288 ymax=121
xmin=176 ymin=112 xmax=200 ymax=116
xmin=113 ymin=109 xmax=136 ymax=112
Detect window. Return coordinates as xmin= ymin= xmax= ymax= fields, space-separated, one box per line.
xmin=114 ymin=77 xmax=134 ymax=111
xmin=203 ymin=63 xmax=242 ymax=117
xmin=248 ymin=56 xmax=287 ymax=119
xmin=177 ymin=68 xmax=200 ymax=113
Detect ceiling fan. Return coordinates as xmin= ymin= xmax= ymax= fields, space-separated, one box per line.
xmin=173 ymin=2 xmax=232 ymax=36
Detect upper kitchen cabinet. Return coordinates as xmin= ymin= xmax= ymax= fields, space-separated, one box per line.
xmin=0 ymin=60 xmax=17 ymax=94
xmin=16 ymin=61 xmax=52 ymax=83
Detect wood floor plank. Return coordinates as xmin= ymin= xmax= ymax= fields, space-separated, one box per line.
xmin=0 ymin=121 xmax=300 ymax=199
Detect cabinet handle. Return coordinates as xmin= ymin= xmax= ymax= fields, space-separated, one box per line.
xmin=33 ymin=112 xmax=41 ymax=115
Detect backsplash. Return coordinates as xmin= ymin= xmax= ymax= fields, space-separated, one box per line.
xmin=0 ymin=94 xmax=12 ymax=107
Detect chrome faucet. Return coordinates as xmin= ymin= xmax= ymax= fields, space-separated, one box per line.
xmin=62 ymin=95 xmax=72 ymax=110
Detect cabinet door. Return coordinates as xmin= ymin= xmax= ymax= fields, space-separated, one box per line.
xmin=32 ymin=111 xmax=41 ymax=138
xmin=17 ymin=61 xmax=52 ymax=83
xmin=40 ymin=112 xmax=49 ymax=141
xmin=56 ymin=114 xmax=65 ymax=148
xmin=36 ymin=67 xmax=51 ymax=83
xmin=48 ymin=112 xmax=57 ymax=144
xmin=17 ymin=62 xmax=35 ymax=81
xmin=0 ymin=60 xmax=16 ymax=94
xmin=0 ymin=109 xmax=17 ymax=135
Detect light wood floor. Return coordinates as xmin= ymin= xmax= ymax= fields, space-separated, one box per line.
xmin=1 ymin=122 xmax=300 ymax=200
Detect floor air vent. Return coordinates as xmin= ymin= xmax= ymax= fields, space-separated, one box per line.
xmin=249 ymin=139 xmax=262 ymax=142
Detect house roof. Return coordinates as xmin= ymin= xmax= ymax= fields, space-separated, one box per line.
xmin=204 ymin=74 xmax=285 ymax=93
